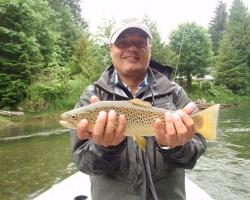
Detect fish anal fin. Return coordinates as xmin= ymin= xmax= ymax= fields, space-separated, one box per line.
xmin=133 ymin=136 xmax=146 ymax=151
xmin=129 ymin=99 xmax=152 ymax=108
xmin=192 ymin=104 xmax=220 ymax=140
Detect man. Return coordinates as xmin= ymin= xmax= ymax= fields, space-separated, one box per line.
xmin=70 ymin=17 xmax=206 ymax=200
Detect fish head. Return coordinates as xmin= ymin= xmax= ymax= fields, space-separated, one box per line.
xmin=59 ymin=108 xmax=90 ymax=129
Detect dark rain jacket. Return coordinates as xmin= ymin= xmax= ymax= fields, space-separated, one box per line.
xmin=70 ymin=60 xmax=207 ymax=200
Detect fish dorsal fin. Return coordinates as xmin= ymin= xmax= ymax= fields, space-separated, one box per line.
xmin=129 ymin=99 xmax=152 ymax=108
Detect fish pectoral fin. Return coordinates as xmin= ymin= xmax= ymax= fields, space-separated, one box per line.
xmin=133 ymin=136 xmax=146 ymax=152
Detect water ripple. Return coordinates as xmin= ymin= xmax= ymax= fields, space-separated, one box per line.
xmin=0 ymin=128 xmax=68 ymax=141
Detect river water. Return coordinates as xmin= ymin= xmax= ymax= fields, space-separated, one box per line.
xmin=0 ymin=106 xmax=250 ymax=200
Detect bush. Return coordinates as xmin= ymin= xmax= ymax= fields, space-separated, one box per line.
xmin=201 ymin=80 xmax=214 ymax=91
xmin=21 ymin=67 xmax=69 ymax=112
xmin=22 ymin=82 xmax=67 ymax=112
xmin=237 ymin=89 xmax=245 ymax=96
xmin=187 ymin=79 xmax=250 ymax=105
xmin=214 ymin=84 xmax=232 ymax=95
xmin=47 ymin=76 xmax=92 ymax=112
xmin=189 ymin=81 xmax=200 ymax=92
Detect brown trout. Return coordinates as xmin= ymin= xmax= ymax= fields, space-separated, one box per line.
xmin=60 ymin=99 xmax=220 ymax=151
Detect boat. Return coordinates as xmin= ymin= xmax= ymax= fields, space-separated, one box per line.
xmin=34 ymin=172 xmax=214 ymax=200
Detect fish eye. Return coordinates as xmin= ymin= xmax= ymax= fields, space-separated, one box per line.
xmin=71 ymin=114 xmax=77 ymax=120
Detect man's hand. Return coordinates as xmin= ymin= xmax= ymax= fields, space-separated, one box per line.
xmin=76 ymin=96 xmax=127 ymax=147
xmin=154 ymin=102 xmax=196 ymax=148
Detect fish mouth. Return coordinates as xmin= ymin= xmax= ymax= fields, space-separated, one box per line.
xmin=59 ymin=120 xmax=77 ymax=129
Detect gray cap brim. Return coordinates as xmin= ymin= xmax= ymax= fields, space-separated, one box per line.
xmin=109 ymin=25 xmax=153 ymax=44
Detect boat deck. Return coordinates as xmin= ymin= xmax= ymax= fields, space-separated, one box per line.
xmin=34 ymin=172 xmax=214 ymax=200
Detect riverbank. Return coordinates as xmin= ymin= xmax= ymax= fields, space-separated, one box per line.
xmin=0 ymin=112 xmax=60 ymax=130
xmin=0 ymin=117 xmax=12 ymax=129
xmin=187 ymin=92 xmax=250 ymax=107
xmin=1 ymin=93 xmax=249 ymax=130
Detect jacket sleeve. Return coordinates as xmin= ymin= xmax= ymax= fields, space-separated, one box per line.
xmin=70 ymin=85 xmax=127 ymax=175
xmin=157 ymin=83 xmax=207 ymax=169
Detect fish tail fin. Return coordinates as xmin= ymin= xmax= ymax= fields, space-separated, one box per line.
xmin=192 ymin=104 xmax=220 ymax=140
xmin=133 ymin=136 xmax=146 ymax=152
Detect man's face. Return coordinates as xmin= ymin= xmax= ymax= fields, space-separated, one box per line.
xmin=110 ymin=28 xmax=151 ymax=77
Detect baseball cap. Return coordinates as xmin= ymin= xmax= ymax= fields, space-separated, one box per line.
xmin=109 ymin=17 xmax=153 ymax=44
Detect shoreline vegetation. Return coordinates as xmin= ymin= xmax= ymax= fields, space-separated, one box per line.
xmin=1 ymin=91 xmax=249 ymax=130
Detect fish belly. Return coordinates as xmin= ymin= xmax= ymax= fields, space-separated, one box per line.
xmin=124 ymin=127 xmax=156 ymax=137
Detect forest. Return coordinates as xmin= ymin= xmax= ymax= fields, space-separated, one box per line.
xmin=0 ymin=0 xmax=250 ymax=113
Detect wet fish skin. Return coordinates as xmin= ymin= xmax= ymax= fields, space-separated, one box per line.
xmin=60 ymin=99 xmax=220 ymax=151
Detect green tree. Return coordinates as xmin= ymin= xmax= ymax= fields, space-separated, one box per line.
xmin=0 ymin=0 xmax=46 ymax=108
xmin=62 ymin=0 xmax=88 ymax=28
xmin=91 ymin=16 xmax=116 ymax=67
xmin=215 ymin=0 xmax=250 ymax=95
xmin=47 ymin=0 xmax=88 ymax=66
xmin=35 ymin=1 xmax=61 ymax=67
xmin=208 ymin=0 xmax=228 ymax=56
xmin=68 ymin=31 xmax=104 ymax=81
xmin=169 ymin=22 xmax=213 ymax=89
xmin=143 ymin=15 xmax=170 ymax=65
xmin=0 ymin=0 xmax=89 ymax=109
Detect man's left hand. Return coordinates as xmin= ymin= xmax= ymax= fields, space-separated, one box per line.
xmin=154 ymin=102 xmax=196 ymax=148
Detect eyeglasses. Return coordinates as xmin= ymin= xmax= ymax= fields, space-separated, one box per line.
xmin=114 ymin=40 xmax=148 ymax=49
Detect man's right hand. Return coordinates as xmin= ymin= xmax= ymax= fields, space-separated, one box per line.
xmin=76 ymin=96 xmax=127 ymax=147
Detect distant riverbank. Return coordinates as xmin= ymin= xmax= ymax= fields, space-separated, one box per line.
xmin=1 ymin=91 xmax=250 ymax=130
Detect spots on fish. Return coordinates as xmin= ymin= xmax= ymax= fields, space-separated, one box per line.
xmin=85 ymin=105 xmax=165 ymax=130
xmin=192 ymin=115 xmax=203 ymax=129
xmin=60 ymin=100 xmax=219 ymax=141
